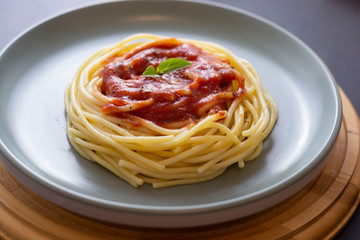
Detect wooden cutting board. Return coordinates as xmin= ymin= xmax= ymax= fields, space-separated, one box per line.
xmin=1 ymin=88 xmax=359 ymax=240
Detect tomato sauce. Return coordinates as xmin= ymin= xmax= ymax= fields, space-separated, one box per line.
xmin=100 ymin=40 xmax=245 ymax=127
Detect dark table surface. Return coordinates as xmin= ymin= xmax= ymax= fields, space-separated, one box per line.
xmin=1 ymin=0 xmax=359 ymax=239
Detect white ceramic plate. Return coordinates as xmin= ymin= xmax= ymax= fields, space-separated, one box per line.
xmin=0 ymin=0 xmax=341 ymax=228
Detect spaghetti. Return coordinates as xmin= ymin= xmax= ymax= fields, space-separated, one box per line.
xmin=64 ymin=33 xmax=277 ymax=188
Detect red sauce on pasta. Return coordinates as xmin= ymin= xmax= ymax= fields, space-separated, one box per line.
xmin=100 ymin=39 xmax=245 ymax=127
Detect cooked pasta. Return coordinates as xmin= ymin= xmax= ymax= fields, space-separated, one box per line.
xmin=64 ymin=33 xmax=277 ymax=188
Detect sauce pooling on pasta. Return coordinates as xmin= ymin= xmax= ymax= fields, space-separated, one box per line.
xmin=100 ymin=38 xmax=245 ymax=128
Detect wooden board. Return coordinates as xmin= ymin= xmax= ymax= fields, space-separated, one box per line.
xmin=1 ymin=88 xmax=359 ymax=240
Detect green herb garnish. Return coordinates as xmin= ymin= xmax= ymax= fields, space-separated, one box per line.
xmin=142 ymin=58 xmax=192 ymax=77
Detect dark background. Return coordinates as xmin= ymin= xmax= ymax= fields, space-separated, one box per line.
xmin=1 ymin=0 xmax=359 ymax=238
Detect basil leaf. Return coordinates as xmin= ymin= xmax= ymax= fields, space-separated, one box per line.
xmin=142 ymin=65 xmax=161 ymax=78
xmin=142 ymin=58 xmax=191 ymax=77
xmin=157 ymin=58 xmax=192 ymax=75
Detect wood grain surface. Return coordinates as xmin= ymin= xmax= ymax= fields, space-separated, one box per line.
xmin=1 ymin=89 xmax=359 ymax=240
